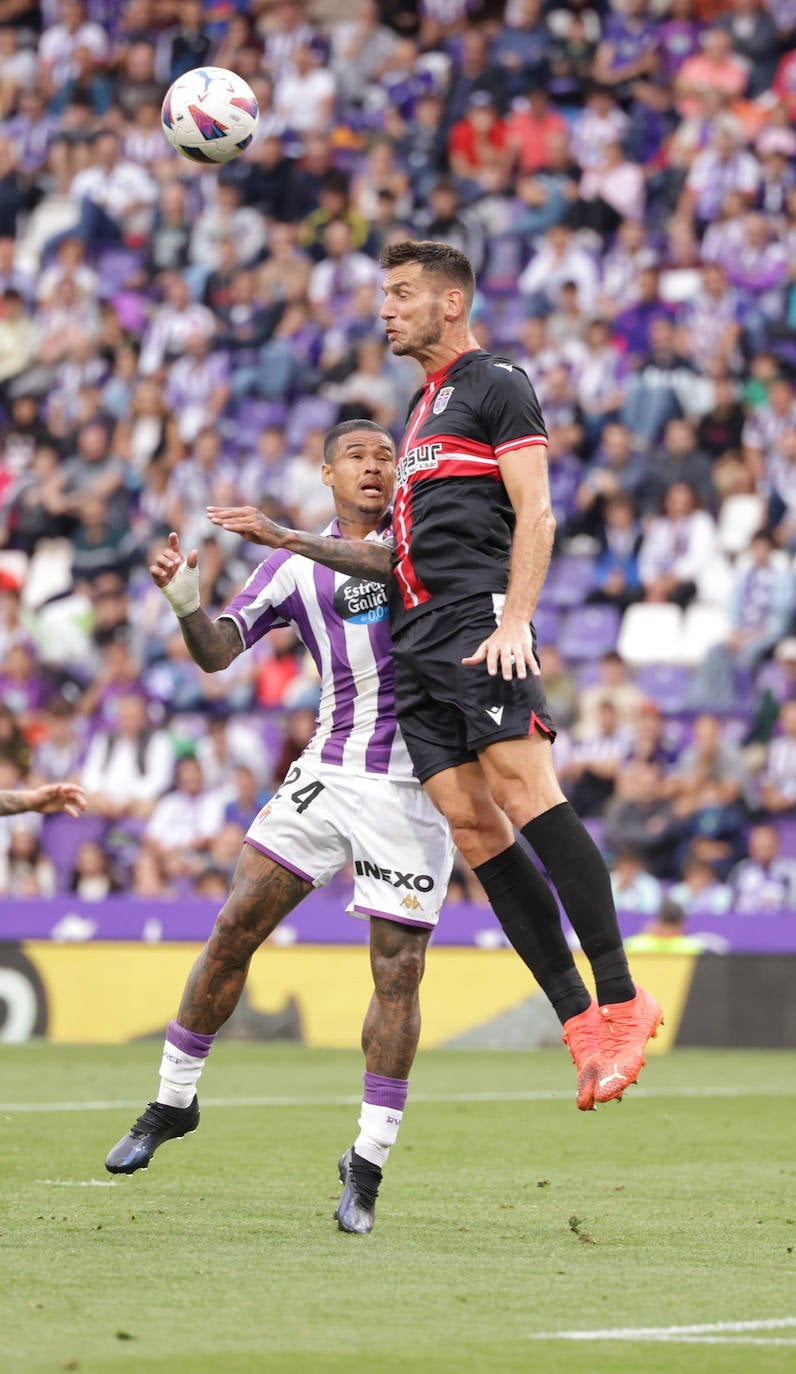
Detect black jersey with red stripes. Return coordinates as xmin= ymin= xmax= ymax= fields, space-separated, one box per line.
xmin=390 ymin=347 xmax=548 ymax=632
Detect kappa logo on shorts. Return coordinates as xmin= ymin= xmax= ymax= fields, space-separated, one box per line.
xmin=484 ymin=705 xmax=504 ymax=726
xmin=433 ymin=385 xmax=454 ymax=414
xmin=400 ymin=894 xmax=423 ymax=912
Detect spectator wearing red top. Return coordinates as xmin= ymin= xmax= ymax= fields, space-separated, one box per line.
xmin=506 ymin=87 xmax=568 ymax=176
xmin=772 ymin=48 xmax=796 ymax=120
xmin=448 ymin=90 xmax=513 ymax=201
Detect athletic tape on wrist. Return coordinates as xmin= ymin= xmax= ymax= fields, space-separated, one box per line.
xmin=161 ymin=561 xmax=200 ymax=618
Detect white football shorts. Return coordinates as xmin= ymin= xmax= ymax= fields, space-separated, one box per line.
xmin=244 ymin=757 xmax=454 ymax=929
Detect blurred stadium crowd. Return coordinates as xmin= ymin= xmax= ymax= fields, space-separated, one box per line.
xmin=0 ymin=0 xmax=794 ymax=914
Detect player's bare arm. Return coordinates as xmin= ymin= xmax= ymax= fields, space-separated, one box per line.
xmin=151 ymin=531 xmax=244 ymax=671
xmin=206 ymin=505 xmax=394 ymax=584
xmin=0 ymin=782 xmax=87 ymax=818
xmin=462 ymin=445 xmax=554 ymax=681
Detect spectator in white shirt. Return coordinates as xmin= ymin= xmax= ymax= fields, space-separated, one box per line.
xmin=165 ymin=328 xmax=231 ymax=445
xmin=138 ymin=272 xmax=216 ymax=375
xmin=189 ymin=181 xmax=269 ymax=272
xmin=274 ymin=40 xmax=336 ymax=134
xmin=759 ymin=700 xmax=796 ymax=816
xmin=144 ymin=755 xmax=227 ymax=879
xmin=37 ymin=0 xmax=108 ymax=106
xmin=0 ymin=27 xmax=37 ymax=117
xmin=308 ymin=218 xmax=382 ymax=327
xmin=597 ymin=218 xmax=658 ymax=318
xmin=570 ymin=84 xmax=629 ymax=171
xmin=565 ymin=697 xmax=634 ymax=816
xmin=518 ymin=222 xmax=599 ymax=315
xmin=283 ymin=425 xmax=337 ymax=531
xmin=638 ymin=480 xmax=717 ymax=605
xmin=610 ymin=846 xmax=663 ymax=914
xmin=576 ymin=140 xmax=646 ymax=235
xmin=68 ymin=130 xmax=158 ymax=247
xmin=729 ymin=824 xmax=796 ymax=913
xmin=669 ymin=857 xmax=732 ymax=916
xmin=81 ymin=691 xmax=174 ymax=822
xmin=332 ymin=0 xmax=397 ymax=108
xmin=680 ymin=118 xmax=760 ymax=229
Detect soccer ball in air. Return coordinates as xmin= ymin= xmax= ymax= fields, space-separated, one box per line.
xmin=161 ymin=66 xmax=259 ymax=165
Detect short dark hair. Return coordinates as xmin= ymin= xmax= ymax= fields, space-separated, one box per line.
xmin=380 ymin=240 xmax=475 ymax=308
xmin=323 ymin=419 xmax=394 ymax=464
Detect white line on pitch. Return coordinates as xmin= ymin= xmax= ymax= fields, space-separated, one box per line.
xmin=36 ymin=1178 xmax=118 ymax=1187
xmin=529 ymin=1318 xmax=796 ymax=1344
xmin=0 ymin=1083 xmax=793 ymax=1114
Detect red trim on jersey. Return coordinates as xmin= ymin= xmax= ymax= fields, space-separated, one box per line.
xmin=494 ymin=435 xmax=548 ymax=457
xmin=394 ymin=382 xmax=436 ymax=611
xmin=430 ymin=432 xmax=493 ymax=457
xmin=425 ymin=348 xmax=482 ymax=385
xmin=408 ymin=455 xmax=500 ymax=483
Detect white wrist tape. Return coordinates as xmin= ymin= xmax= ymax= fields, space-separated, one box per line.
xmin=161 ymin=560 xmax=200 ymax=618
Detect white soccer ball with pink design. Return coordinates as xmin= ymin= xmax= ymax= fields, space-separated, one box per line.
xmin=161 ymin=66 xmax=259 ymax=165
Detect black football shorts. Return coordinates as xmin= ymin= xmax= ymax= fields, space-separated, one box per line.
xmin=392 ymin=594 xmax=557 ymax=784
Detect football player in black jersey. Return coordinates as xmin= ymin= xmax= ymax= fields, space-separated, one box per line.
xmin=208 ymin=241 xmax=663 ymax=1111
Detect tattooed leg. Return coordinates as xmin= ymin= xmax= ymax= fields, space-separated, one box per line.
xmin=177 ymin=844 xmax=312 ymax=1034
xmin=361 ymin=917 xmax=430 ymax=1079
xmin=347 ymin=918 xmax=431 ymax=1182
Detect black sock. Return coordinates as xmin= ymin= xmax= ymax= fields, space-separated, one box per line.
xmin=473 ymin=842 xmax=591 ymax=1025
xmin=522 ymin=802 xmax=635 ymax=1006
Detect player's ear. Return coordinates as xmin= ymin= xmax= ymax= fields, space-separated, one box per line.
xmin=443 ymin=287 xmax=465 ymax=323
xmin=321 ymin=462 xmax=334 ymax=489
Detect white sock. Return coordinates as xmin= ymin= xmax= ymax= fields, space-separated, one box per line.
xmin=157 ymin=1025 xmax=213 ymax=1108
xmin=354 ymin=1100 xmax=403 ymax=1169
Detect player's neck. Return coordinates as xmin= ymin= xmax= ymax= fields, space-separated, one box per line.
xmin=335 ymin=510 xmax=384 ymax=541
xmin=418 ymin=331 xmax=481 ymax=379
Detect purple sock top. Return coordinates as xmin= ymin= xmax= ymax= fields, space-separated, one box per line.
xmin=363 ymin=1071 xmax=408 ymax=1112
xmin=166 ymin=1019 xmax=215 ymax=1059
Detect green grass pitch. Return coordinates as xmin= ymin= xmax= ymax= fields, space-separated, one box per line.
xmin=1 ymin=1044 xmax=794 ymax=1374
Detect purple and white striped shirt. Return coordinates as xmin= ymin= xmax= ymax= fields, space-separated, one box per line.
xmin=221 ymin=519 xmax=414 ymax=781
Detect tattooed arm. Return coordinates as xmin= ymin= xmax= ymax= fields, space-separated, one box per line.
xmin=0 ymin=782 xmax=87 ymax=818
xmin=178 ymin=610 xmax=244 ymax=672
xmin=206 ymin=505 xmax=394 ymax=585
xmin=150 ymin=532 xmax=245 ymax=672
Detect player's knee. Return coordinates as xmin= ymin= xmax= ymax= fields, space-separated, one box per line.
xmin=447 ymin=810 xmax=509 ymax=866
xmin=373 ymin=941 xmax=425 ymax=1002
xmin=207 ymin=907 xmax=259 ymax=966
xmin=485 ymin=762 xmax=564 ymax=829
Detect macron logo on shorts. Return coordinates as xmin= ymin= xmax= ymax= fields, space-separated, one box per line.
xmin=485 ymin=705 xmax=504 ymax=726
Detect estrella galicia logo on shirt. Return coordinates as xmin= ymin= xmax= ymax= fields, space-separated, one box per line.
xmin=335 ymin=576 xmax=389 ymax=625
xmin=433 ymin=385 xmax=454 ymax=414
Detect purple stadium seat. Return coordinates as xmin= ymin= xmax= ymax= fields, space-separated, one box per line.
xmin=237 ymin=399 xmax=289 ymax=432
xmin=576 ymin=661 xmax=605 ymax=688
xmin=546 ymin=555 xmax=596 ymax=608
xmin=41 ymin=813 xmax=109 ymax=891
xmin=285 ymin=397 xmax=340 ymax=452
xmin=491 ymin=295 xmax=528 ymax=349
xmin=558 ymin=604 xmax=621 ymax=660
xmin=775 ymin=816 xmax=796 ymax=859
xmin=95 ymin=247 xmax=144 ymax=297
xmin=532 ymin=604 xmax=560 ymax=650
xmin=636 ymin=663 xmax=693 ymax=714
